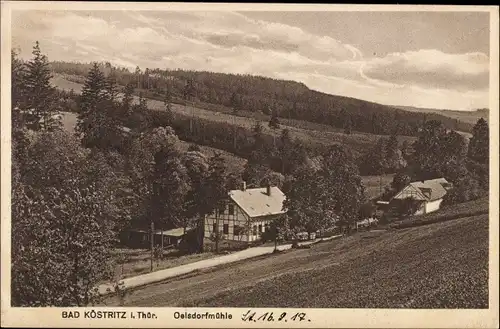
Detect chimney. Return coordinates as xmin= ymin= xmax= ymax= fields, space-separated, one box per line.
xmin=242 ymin=181 xmax=246 ymax=191
xmin=266 ymin=184 xmax=271 ymax=196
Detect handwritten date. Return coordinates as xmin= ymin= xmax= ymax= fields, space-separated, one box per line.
xmin=242 ymin=310 xmax=310 ymax=322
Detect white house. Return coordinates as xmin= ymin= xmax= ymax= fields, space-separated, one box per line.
xmin=204 ymin=182 xmax=287 ymax=243
xmin=391 ymin=178 xmax=452 ymax=215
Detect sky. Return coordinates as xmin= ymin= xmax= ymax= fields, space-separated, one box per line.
xmin=11 ymin=10 xmax=491 ymax=110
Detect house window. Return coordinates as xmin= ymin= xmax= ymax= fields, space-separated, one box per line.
xmin=234 ymin=225 xmax=243 ymax=236
xmin=213 ymin=223 xmax=217 ymax=233
xmin=258 ymin=224 xmax=263 ymax=233
xmin=228 ymin=204 xmax=235 ymax=216
xmin=265 ymin=224 xmax=269 ymax=232
xmin=223 ymin=224 xmax=229 ymax=235
xmin=253 ymin=225 xmax=257 ymax=236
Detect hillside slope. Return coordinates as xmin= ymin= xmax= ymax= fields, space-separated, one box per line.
xmin=60 ymin=111 xmax=395 ymax=190
xmin=50 ymin=63 xmax=474 ymax=135
xmin=108 ymin=199 xmax=489 ymax=308
xmin=51 ymin=74 xmax=416 ymax=158
xmin=190 ymin=216 xmax=488 ymax=308
xmin=59 ymin=112 xmax=247 ymax=175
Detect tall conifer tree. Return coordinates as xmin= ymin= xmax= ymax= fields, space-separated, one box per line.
xmin=24 ymin=41 xmax=60 ymax=131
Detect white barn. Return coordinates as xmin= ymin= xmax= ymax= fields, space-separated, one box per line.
xmin=204 ymin=182 xmax=286 ymax=243
xmin=391 ymin=178 xmax=452 ymax=215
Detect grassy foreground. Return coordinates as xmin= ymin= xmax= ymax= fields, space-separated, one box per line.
xmin=107 ymin=197 xmax=488 ymax=308
xmin=186 ymin=213 xmax=488 ymax=308
xmin=111 ymin=248 xmax=218 ymax=280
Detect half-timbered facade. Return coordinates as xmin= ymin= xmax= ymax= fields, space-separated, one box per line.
xmin=204 ymin=183 xmax=287 ymax=243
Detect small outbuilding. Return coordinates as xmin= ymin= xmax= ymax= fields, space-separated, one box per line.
xmin=390 ymin=178 xmax=452 ymax=215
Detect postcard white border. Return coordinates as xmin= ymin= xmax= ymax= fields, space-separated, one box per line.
xmin=1 ymin=2 xmax=498 ymax=328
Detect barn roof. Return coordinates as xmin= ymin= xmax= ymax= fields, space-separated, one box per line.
xmin=393 ymin=178 xmax=450 ymax=202
xmin=229 ymin=186 xmax=286 ymax=218
xmin=154 ymin=227 xmax=193 ymax=237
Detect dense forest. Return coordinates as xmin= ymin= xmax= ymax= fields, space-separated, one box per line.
xmin=49 ymin=61 xmax=475 ymax=136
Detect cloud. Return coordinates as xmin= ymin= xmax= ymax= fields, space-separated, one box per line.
xmin=11 ymin=10 xmax=489 ymax=110
xmin=362 ymin=49 xmax=489 ymax=91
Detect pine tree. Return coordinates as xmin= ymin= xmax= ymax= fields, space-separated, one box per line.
xmin=76 ymin=63 xmax=121 ymax=149
xmin=11 ymin=49 xmax=26 ymax=130
xmin=230 ymin=92 xmax=240 ymax=113
xmin=105 ymin=73 xmax=119 ymax=102
xmin=24 ymin=41 xmax=60 ymax=131
xmin=468 ymin=118 xmax=489 ymax=165
xmin=121 ymin=82 xmax=135 ymax=119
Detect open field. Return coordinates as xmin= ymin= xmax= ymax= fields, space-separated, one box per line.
xmin=51 ymin=73 xmax=84 ymax=93
xmin=361 ymin=174 xmax=395 ymax=199
xmin=51 ymin=74 xmax=416 ymax=157
xmin=104 ymin=198 xmax=488 ymax=308
xmin=60 ymin=111 xmax=78 ymax=132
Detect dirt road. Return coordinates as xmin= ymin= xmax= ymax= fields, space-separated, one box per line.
xmin=103 ymin=237 xmax=350 ymax=307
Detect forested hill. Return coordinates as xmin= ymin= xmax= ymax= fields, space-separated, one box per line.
xmin=394 ymin=106 xmax=489 ymax=125
xmin=49 ymin=61 xmax=474 ymax=135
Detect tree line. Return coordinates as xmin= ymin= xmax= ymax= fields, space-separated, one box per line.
xmin=378 ymin=118 xmax=489 ymax=208
xmin=50 ymin=60 xmax=475 ymax=136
